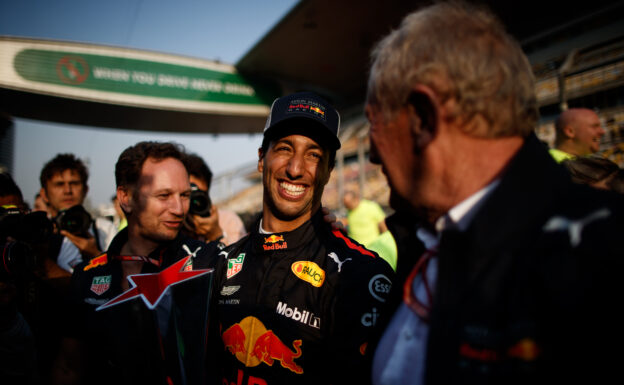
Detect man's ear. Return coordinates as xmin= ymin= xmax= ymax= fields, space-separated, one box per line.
xmin=82 ymin=183 xmax=89 ymax=200
xmin=40 ymin=187 xmax=49 ymax=203
xmin=563 ymin=125 xmax=576 ymax=139
xmin=406 ymin=85 xmax=439 ymax=149
xmin=117 ymin=186 xmax=132 ymax=215
xmin=258 ymin=147 xmax=265 ymax=173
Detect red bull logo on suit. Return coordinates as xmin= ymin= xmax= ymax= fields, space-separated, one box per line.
xmin=222 ymin=316 xmax=304 ymax=374
xmin=263 ymin=234 xmax=287 ymax=250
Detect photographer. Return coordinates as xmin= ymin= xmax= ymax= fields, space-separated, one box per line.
xmin=39 ymin=154 xmax=116 ymax=273
xmin=182 ymin=153 xmax=246 ymax=245
xmin=1 ymin=172 xmax=43 ymax=384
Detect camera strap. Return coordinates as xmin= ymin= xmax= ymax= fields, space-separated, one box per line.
xmin=113 ymin=255 xmax=162 ymax=267
xmin=92 ymin=220 xmax=102 ymax=252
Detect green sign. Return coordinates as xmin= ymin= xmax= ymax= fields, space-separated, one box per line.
xmin=14 ymin=49 xmax=275 ymax=106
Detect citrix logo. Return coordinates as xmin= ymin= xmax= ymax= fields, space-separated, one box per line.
xmin=361 ymin=307 xmax=379 ymax=327
xmin=276 ymin=301 xmax=321 ymax=329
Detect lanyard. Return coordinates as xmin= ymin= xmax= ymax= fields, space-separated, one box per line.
xmin=113 ymin=254 xmax=162 ymax=267
xmin=403 ymin=248 xmax=437 ymax=323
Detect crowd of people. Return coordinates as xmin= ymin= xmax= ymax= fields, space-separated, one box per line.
xmin=2 ymin=1 xmax=624 ymax=384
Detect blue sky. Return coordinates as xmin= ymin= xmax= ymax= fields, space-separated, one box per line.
xmin=0 ymin=0 xmax=299 ymax=209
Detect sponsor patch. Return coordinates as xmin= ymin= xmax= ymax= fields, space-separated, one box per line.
xmin=221 ymin=285 xmax=241 ymax=296
xmin=182 ymin=244 xmax=202 ymax=258
xmin=181 ymin=244 xmax=202 ymax=271
xmin=310 ymin=106 xmax=325 ymax=116
xmin=90 ymin=275 xmax=111 ymax=295
xmin=328 ymin=252 xmax=351 ymax=272
xmin=291 ymin=261 xmax=325 ymax=287
xmin=227 ymin=253 xmax=245 ymax=279
xmin=361 ymin=307 xmax=379 ymax=327
xmin=222 ymin=316 xmax=303 ymax=374
xmin=286 ymin=98 xmax=327 ymax=121
xmin=507 ymin=338 xmax=540 ymax=361
xmin=368 ymin=274 xmax=392 ymax=302
xmin=459 ymin=342 xmax=500 ymax=362
xmin=264 ymin=234 xmax=287 ymax=251
xmin=218 ymin=298 xmax=240 ymax=305
xmin=265 ymin=234 xmax=284 ymax=243
xmin=95 ymin=256 xmax=211 ymax=311
xmin=276 ymin=301 xmax=321 ymax=329
xmin=84 ymin=254 xmax=108 ymax=271
xmin=181 ymin=257 xmax=193 ymax=271
xmin=84 ymin=297 xmax=109 ymax=305
xmin=543 ymin=208 xmax=610 ymax=247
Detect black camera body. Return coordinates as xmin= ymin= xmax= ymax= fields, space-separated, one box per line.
xmin=1 ymin=206 xmax=53 ymax=279
xmin=55 ymin=204 xmax=93 ymax=237
xmin=189 ymin=183 xmax=212 ymax=217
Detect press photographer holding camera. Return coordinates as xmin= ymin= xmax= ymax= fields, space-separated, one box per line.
xmin=0 ymin=172 xmax=68 ymax=384
xmin=39 ymin=154 xmax=116 ymax=273
xmin=182 ymin=153 xmax=246 ymax=245
xmin=0 ymin=172 xmax=39 ymax=384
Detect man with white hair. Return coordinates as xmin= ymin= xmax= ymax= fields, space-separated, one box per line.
xmin=365 ymin=2 xmax=624 ymax=384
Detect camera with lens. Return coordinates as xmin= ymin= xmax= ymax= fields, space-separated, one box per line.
xmin=189 ymin=183 xmax=212 ymax=217
xmin=54 ymin=204 xmax=93 ymax=237
xmin=1 ymin=205 xmax=53 ymax=279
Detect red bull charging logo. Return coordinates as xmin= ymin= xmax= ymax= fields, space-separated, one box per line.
xmin=84 ymin=254 xmax=108 ymax=271
xmin=222 ymin=316 xmax=304 ymax=374
xmin=264 ymin=235 xmax=284 ymax=244
xmin=263 ymin=235 xmax=287 ymax=251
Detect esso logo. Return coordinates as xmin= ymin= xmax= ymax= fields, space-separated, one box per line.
xmin=368 ymin=274 xmax=392 ymax=302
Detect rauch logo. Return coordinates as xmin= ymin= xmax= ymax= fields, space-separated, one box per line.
xmin=291 ymin=261 xmax=325 ymax=287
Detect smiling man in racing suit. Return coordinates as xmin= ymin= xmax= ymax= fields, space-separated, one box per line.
xmin=208 ymin=92 xmax=395 ymax=385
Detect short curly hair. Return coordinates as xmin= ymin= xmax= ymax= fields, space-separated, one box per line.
xmin=39 ymin=153 xmax=88 ymax=189
xmin=115 ymin=141 xmax=186 ymax=189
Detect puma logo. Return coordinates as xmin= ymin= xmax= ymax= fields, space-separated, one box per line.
xmin=328 ymin=252 xmax=352 ymax=272
xmin=182 ymin=244 xmax=202 ymax=258
xmin=543 ymin=208 xmax=610 ymax=247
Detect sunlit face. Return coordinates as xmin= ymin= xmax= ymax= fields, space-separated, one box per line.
xmin=127 ymin=157 xmax=191 ymax=243
xmin=573 ymin=110 xmax=605 ymax=154
xmin=366 ymin=105 xmax=421 ymax=212
xmin=259 ymin=134 xmax=332 ymax=226
xmin=41 ymin=169 xmax=87 ymax=214
xmin=343 ymin=191 xmax=358 ymax=210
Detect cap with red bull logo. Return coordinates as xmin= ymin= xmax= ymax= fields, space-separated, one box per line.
xmin=263 ymin=91 xmax=341 ymax=151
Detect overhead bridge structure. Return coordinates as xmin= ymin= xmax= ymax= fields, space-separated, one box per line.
xmin=0 ymin=37 xmax=278 ymax=134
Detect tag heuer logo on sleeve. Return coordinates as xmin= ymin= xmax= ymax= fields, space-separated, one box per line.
xmin=226 ymin=253 xmax=245 ymax=279
xmin=90 ymin=275 xmax=112 ymax=295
